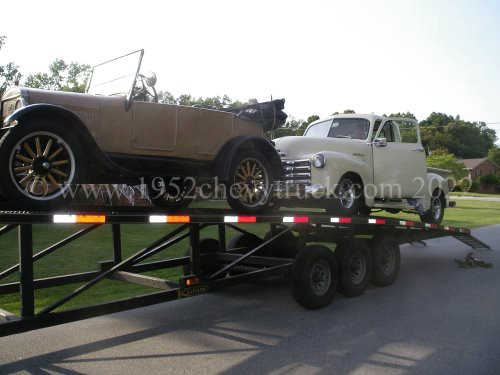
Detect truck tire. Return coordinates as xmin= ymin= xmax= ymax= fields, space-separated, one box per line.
xmin=326 ymin=176 xmax=362 ymax=216
xmin=0 ymin=121 xmax=85 ymax=210
xmin=420 ymin=189 xmax=445 ymax=224
xmin=335 ymin=238 xmax=372 ymax=297
xmin=370 ymin=233 xmax=400 ymax=287
xmin=291 ymin=245 xmax=338 ymax=309
xmin=183 ymin=238 xmax=225 ymax=278
xmin=226 ymin=150 xmax=274 ymax=214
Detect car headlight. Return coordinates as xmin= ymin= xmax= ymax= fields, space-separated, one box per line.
xmin=312 ymin=153 xmax=326 ymax=168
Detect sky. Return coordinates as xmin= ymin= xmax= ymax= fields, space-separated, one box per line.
xmin=1 ymin=0 xmax=500 ymax=144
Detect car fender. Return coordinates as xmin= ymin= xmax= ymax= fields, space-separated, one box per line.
xmin=2 ymin=104 xmax=129 ymax=179
xmin=308 ymin=150 xmax=372 ymax=196
xmin=214 ymin=136 xmax=283 ymax=182
xmin=421 ymin=172 xmax=447 ymax=210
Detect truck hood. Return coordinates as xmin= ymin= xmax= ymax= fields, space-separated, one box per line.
xmin=274 ymin=136 xmax=369 ymax=159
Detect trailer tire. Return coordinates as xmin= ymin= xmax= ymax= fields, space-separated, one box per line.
xmin=291 ymin=245 xmax=338 ymax=309
xmin=226 ymin=233 xmax=263 ymax=275
xmin=335 ymin=238 xmax=372 ymax=297
xmin=370 ymin=234 xmax=400 ymax=287
xmin=263 ymin=228 xmax=299 ymax=258
xmin=184 ymin=238 xmax=225 ymax=278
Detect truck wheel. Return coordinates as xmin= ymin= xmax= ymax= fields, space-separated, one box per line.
xmin=183 ymin=238 xmax=225 ymax=278
xmin=226 ymin=150 xmax=274 ymax=214
xmin=370 ymin=234 xmax=400 ymax=287
xmin=147 ymin=177 xmax=193 ymax=211
xmin=263 ymin=228 xmax=299 ymax=258
xmin=335 ymin=238 xmax=372 ymax=297
xmin=326 ymin=176 xmax=362 ymax=216
xmin=420 ymin=189 xmax=445 ymax=224
xmin=291 ymin=245 xmax=338 ymax=309
xmin=0 ymin=121 xmax=84 ymax=210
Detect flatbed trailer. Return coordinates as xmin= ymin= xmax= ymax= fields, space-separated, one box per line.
xmin=0 ymin=207 xmax=490 ymax=337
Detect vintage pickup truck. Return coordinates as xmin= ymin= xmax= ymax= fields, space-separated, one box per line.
xmin=274 ymin=114 xmax=453 ymax=223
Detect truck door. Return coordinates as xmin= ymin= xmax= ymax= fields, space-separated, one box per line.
xmin=372 ymin=119 xmax=426 ymax=198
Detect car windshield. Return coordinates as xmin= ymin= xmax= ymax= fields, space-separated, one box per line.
xmin=327 ymin=118 xmax=370 ymax=140
xmin=304 ymin=120 xmax=332 ymax=137
xmin=86 ymin=50 xmax=143 ymax=96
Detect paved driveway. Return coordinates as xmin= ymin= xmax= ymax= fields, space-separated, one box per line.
xmin=1 ymin=225 xmax=499 ymax=374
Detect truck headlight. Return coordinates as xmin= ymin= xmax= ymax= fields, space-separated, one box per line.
xmin=312 ymin=153 xmax=326 ymax=168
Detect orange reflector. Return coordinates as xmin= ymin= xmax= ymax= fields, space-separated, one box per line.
xmin=167 ymin=215 xmax=190 ymax=223
xmin=185 ymin=277 xmax=200 ymax=286
xmin=149 ymin=215 xmax=190 ymax=223
xmin=53 ymin=214 xmax=106 ymax=223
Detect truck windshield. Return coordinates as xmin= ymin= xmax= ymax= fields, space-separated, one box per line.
xmin=327 ymin=118 xmax=370 ymax=140
xmin=86 ymin=50 xmax=143 ymax=96
xmin=304 ymin=120 xmax=332 ymax=137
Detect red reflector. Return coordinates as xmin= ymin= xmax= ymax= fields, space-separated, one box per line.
xmin=238 ymin=216 xmax=257 ymax=223
xmin=339 ymin=217 xmax=352 ymax=223
xmin=294 ymin=217 xmax=309 ymax=223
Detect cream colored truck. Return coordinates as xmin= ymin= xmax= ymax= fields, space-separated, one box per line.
xmin=273 ymin=114 xmax=454 ymax=224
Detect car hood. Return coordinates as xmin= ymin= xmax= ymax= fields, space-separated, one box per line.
xmin=274 ymin=136 xmax=369 ymax=159
xmin=19 ymin=87 xmax=104 ymax=110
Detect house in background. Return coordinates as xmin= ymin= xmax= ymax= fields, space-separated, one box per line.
xmin=459 ymin=158 xmax=500 ymax=193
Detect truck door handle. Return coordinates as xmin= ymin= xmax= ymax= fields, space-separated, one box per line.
xmin=412 ymin=148 xmax=424 ymax=152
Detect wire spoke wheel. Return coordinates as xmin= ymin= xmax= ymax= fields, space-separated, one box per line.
xmin=233 ymin=157 xmax=269 ymax=206
xmin=9 ymin=131 xmax=75 ymax=201
xmin=227 ymin=149 xmax=274 ymax=214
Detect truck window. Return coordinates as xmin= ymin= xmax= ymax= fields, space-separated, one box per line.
xmin=304 ymin=120 xmax=332 ymax=137
xmin=327 ymin=118 xmax=370 ymax=140
xmin=399 ymin=122 xmax=419 ymax=143
xmin=379 ymin=122 xmax=395 ymax=142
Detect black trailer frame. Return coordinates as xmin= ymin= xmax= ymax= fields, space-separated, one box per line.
xmin=0 ymin=208 xmax=490 ymax=337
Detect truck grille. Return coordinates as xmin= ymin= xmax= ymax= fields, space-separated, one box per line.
xmin=281 ymin=159 xmax=311 ymax=185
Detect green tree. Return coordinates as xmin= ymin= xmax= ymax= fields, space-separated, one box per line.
xmin=0 ymin=36 xmax=22 ymax=97
xmin=387 ymin=112 xmax=416 ymax=119
xmin=426 ymin=149 xmax=467 ymax=181
xmin=488 ymin=147 xmax=500 ymax=166
xmin=419 ymin=112 xmax=496 ymax=158
xmin=25 ymin=59 xmax=91 ymax=93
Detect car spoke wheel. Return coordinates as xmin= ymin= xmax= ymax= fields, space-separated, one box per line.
xmin=227 ymin=150 xmax=274 ymax=214
xmin=0 ymin=121 xmax=83 ymax=210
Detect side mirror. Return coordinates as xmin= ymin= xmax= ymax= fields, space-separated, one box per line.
xmin=374 ymin=137 xmax=387 ymax=147
xmin=144 ymin=72 xmax=157 ymax=87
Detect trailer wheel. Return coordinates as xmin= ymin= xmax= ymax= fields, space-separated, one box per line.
xmin=291 ymin=245 xmax=338 ymax=309
xmin=226 ymin=233 xmax=263 ymax=275
xmin=184 ymin=238 xmax=225 ymax=278
xmin=263 ymin=228 xmax=298 ymax=258
xmin=370 ymin=234 xmax=400 ymax=287
xmin=335 ymin=238 xmax=372 ymax=297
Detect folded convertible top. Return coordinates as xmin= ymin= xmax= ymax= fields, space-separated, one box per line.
xmin=224 ymin=99 xmax=287 ymax=132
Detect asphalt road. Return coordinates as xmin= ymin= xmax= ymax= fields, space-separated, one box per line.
xmin=1 ymin=225 xmax=499 ymax=374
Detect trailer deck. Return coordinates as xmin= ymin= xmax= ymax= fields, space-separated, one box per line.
xmin=0 ymin=207 xmax=490 ymax=337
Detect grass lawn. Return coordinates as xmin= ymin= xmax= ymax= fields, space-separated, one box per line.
xmin=450 ymin=191 xmax=500 ymax=198
xmin=1 ymin=199 xmax=499 ymax=316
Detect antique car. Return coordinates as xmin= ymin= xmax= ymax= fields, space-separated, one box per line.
xmin=274 ymin=114 xmax=454 ymax=223
xmin=0 ymin=50 xmax=287 ymax=212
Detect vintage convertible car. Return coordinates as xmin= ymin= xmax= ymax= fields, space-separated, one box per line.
xmin=0 ymin=50 xmax=286 ymax=212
